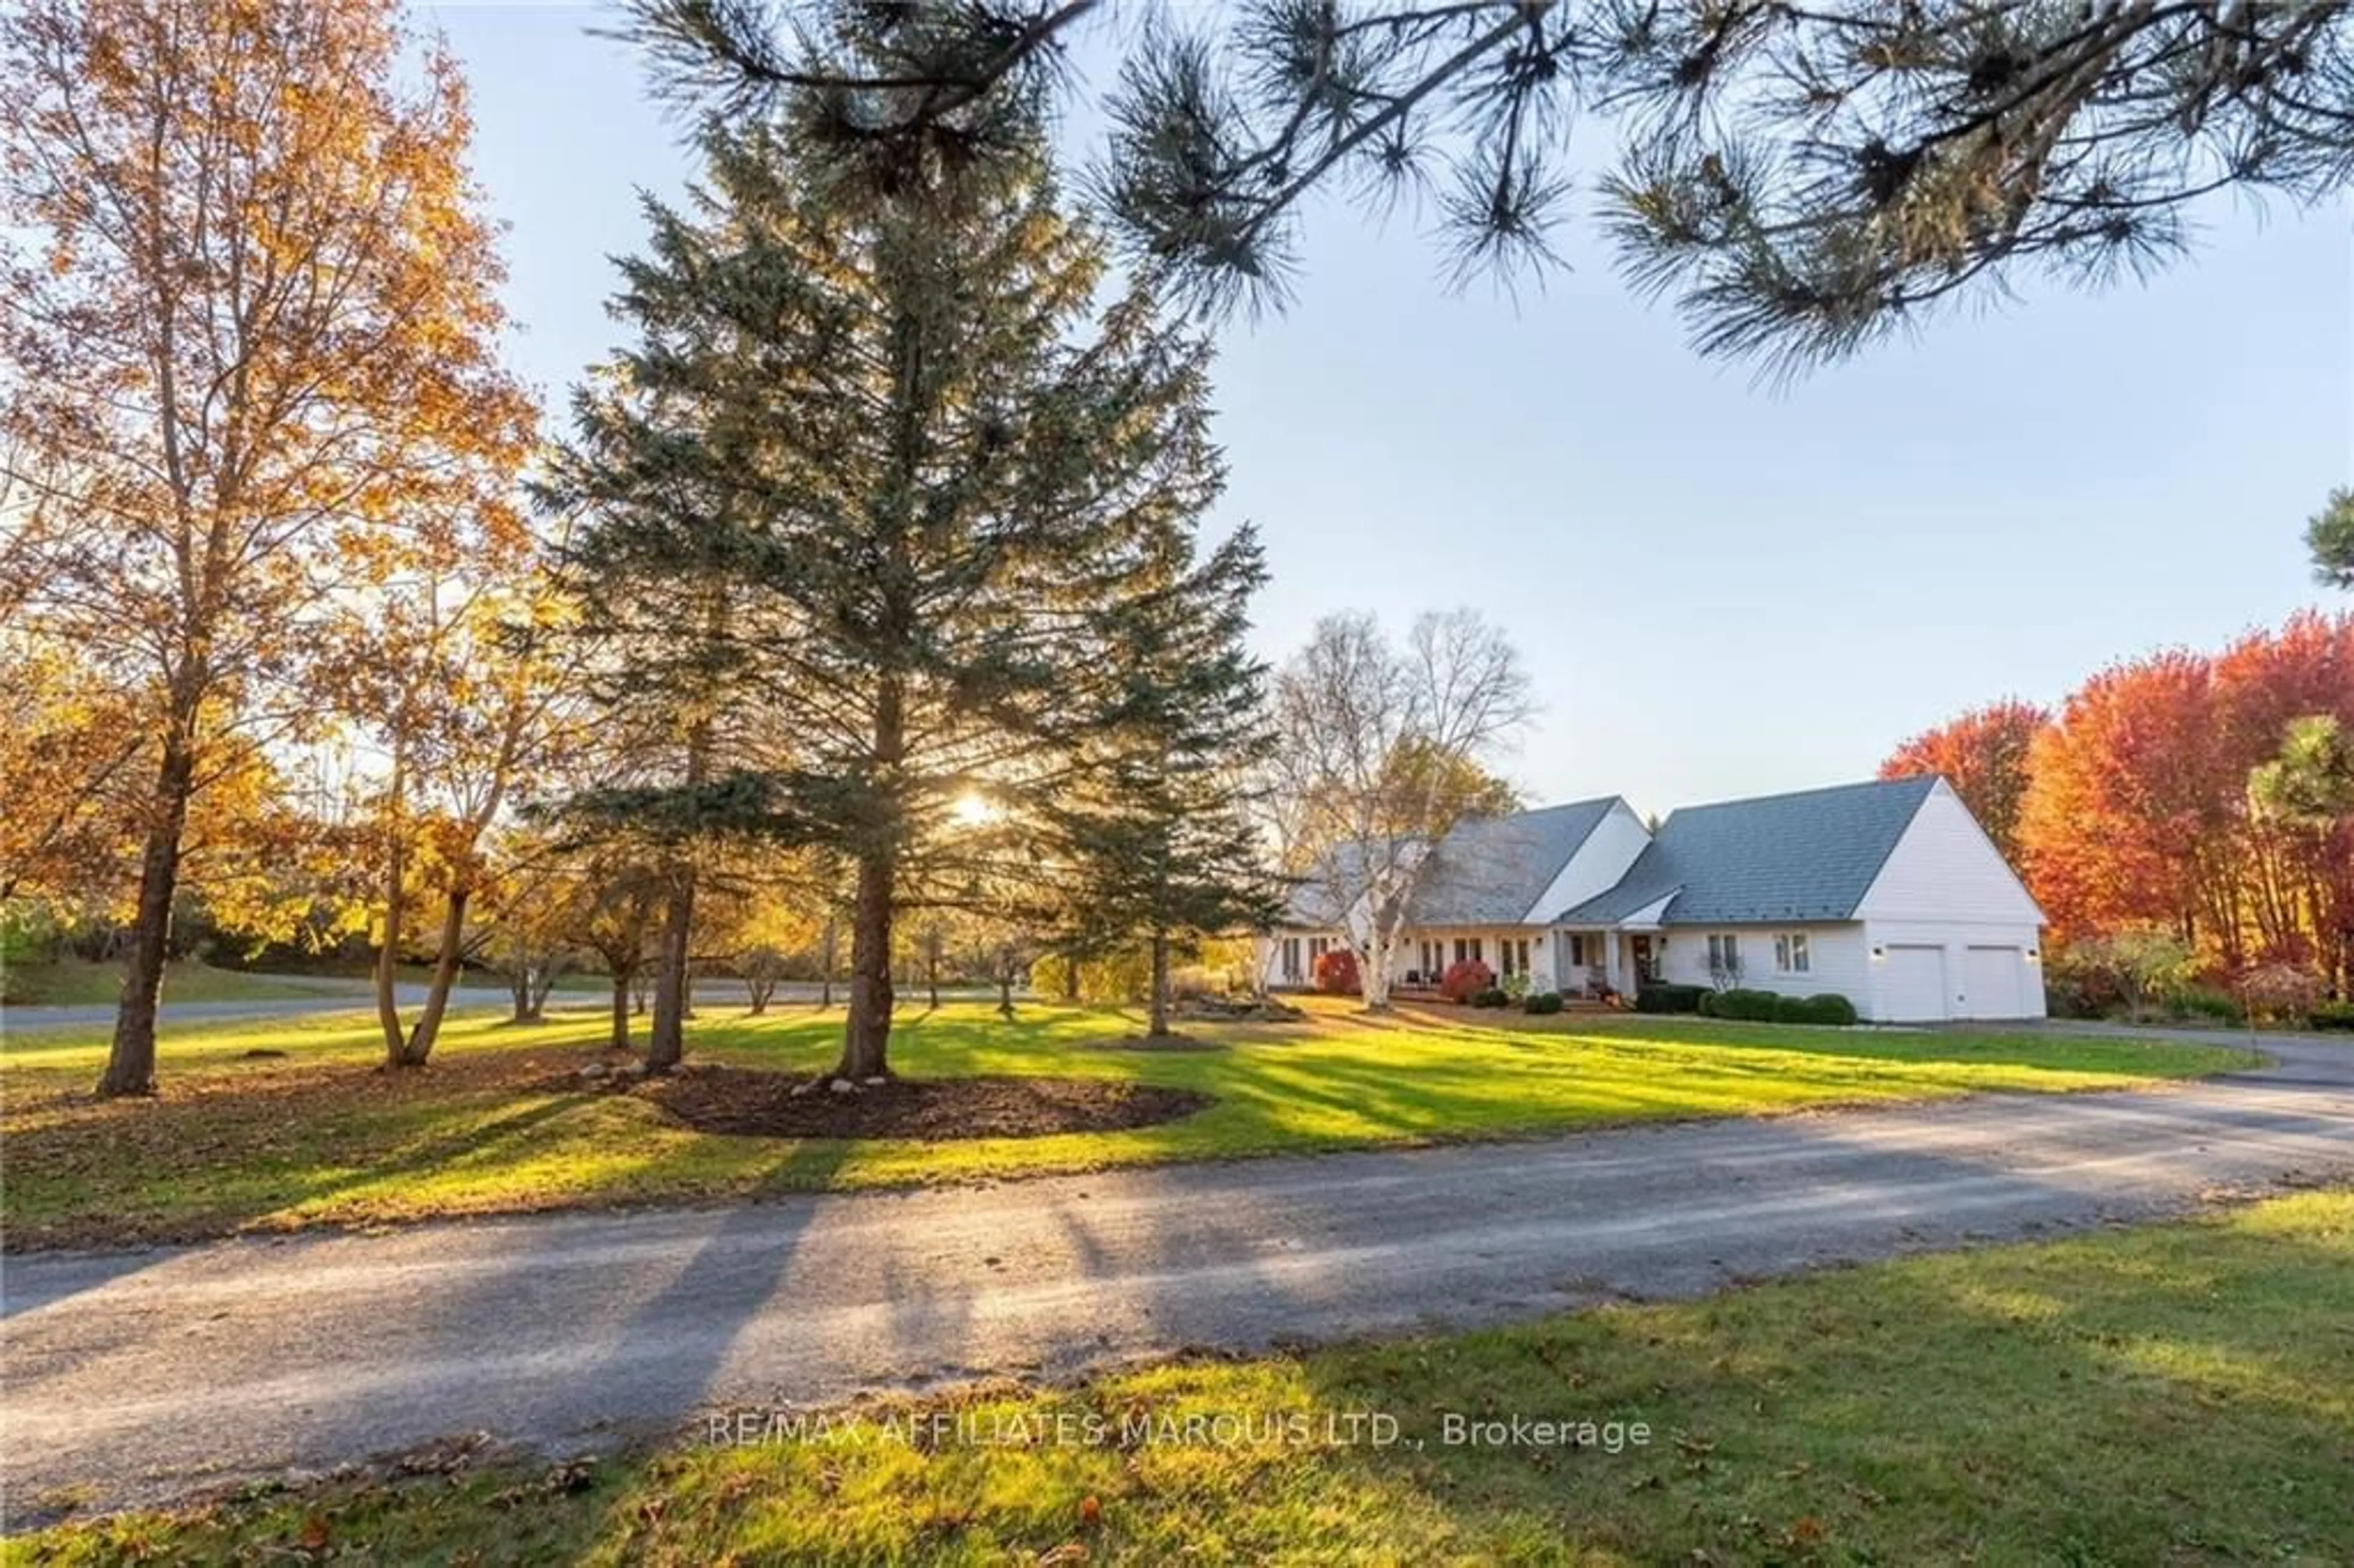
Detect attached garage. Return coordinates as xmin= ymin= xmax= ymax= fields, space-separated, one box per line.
xmin=1878 ymin=945 xmax=1949 ymax=1022
xmin=1960 ymin=945 xmax=2030 ymax=1019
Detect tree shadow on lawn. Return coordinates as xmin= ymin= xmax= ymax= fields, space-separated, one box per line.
xmin=1267 ymin=1200 xmax=2354 ymax=1566
xmin=484 ymin=1195 xmax=2354 ymax=1565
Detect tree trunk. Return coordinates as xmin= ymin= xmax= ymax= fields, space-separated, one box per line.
xmin=833 ymin=848 xmax=896 ymax=1079
xmin=997 ymin=971 xmax=1015 ymax=1018
xmin=1146 ymin=930 xmax=1172 ymax=1037
xmin=530 ymin=964 xmax=557 ymax=1019
xmin=1060 ymin=951 xmax=1080 ymax=1002
xmin=509 ymin=957 xmax=536 ymax=1024
xmin=1358 ymin=929 xmax=1394 ymax=1011
xmin=391 ymin=888 xmax=470 ymax=1067
xmin=374 ymin=750 xmax=411 ymax=1066
xmin=649 ymin=872 xmax=695 ymax=1074
xmin=609 ymin=970 xmax=633 ymax=1051
xmin=97 ymin=733 xmax=196 ymax=1098
xmin=927 ymin=954 xmax=940 ymax=1011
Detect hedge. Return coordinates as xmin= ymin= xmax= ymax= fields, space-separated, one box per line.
xmin=1700 ymin=988 xmax=1857 ymax=1025
xmin=1785 ymin=992 xmax=1859 ymax=1026
xmin=1471 ymin=987 xmax=1510 ymax=1009
xmin=1634 ymin=983 xmax=1707 ymax=1014
xmin=2312 ymin=1001 xmax=2354 ymax=1032
xmin=1522 ymin=991 xmax=1564 ymax=1014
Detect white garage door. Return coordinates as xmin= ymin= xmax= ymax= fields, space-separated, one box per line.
xmin=1880 ymin=945 xmax=1949 ymax=1021
xmin=1961 ymin=945 xmax=2025 ymax=1019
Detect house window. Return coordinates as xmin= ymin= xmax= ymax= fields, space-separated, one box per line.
xmin=1281 ymin=938 xmax=1301 ymax=981
xmin=1773 ymin=933 xmax=1810 ymax=974
xmin=1568 ymin=934 xmax=1587 ymax=967
xmin=1707 ymin=933 xmax=1742 ymax=977
xmin=1499 ymin=937 xmax=1531 ymax=978
xmin=1309 ymin=937 xmax=1329 ymax=961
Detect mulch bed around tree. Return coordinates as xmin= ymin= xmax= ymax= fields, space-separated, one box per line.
xmin=639 ymin=1067 xmax=1212 ymax=1141
xmin=1080 ymin=1032 xmax=1228 ymax=1053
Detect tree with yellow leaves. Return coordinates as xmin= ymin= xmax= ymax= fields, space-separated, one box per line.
xmin=0 ymin=0 xmax=535 ymax=1094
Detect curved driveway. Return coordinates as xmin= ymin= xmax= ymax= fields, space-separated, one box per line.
xmin=4 ymin=1032 xmax=2350 ymax=1519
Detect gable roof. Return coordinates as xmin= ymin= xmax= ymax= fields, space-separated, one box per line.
xmin=1406 ymin=797 xmax=1621 ymax=926
xmin=1284 ymin=797 xmax=1619 ymax=929
xmin=1555 ymin=775 xmax=1939 ymax=926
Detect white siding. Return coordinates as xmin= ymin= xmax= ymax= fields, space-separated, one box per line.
xmin=1520 ymin=802 xmax=1651 ymax=924
xmin=1862 ymin=918 xmax=2047 ymax=1020
xmin=1853 ymin=781 xmax=2046 ymax=1020
xmin=1855 ymin=780 xmax=2044 ymax=925
xmin=1656 ymin=923 xmax=1873 ymax=1007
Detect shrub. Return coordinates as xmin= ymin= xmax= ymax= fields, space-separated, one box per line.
xmin=1471 ymin=986 xmax=1510 ymax=1008
xmin=2058 ymin=930 xmax=2196 ymax=1014
xmin=2238 ymin=963 xmax=2324 ymax=1024
xmin=2164 ymin=985 xmax=2242 ymax=1024
xmin=1707 ymin=988 xmax=1783 ymax=1022
xmin=1802 ymin=992 xmax=1859 ymax=1026
xmin=1312 ymin=948 xmax=1361 ymax=997
xmin=1501 ymin=970 xmax=1531 ymax=1002
xmin=1439 ymin=958 xmax=1494 ymax=1003
xmin=1634 ymin=983 xmax=1707 ymax=1014
xmin=2310 ymin=1001 xmax=2354 ymax=1032
xmin=1522 ymin=991 xmax=1564 ymax=1015
xmin=1764 ymin=992 xmax=1858 ymax=1026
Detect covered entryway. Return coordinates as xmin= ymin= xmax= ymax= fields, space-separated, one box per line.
xmin=1878 ymin=945 xmax=1949 ymax=1021
xmin=1960 ymin=945 xmax=2028 ymax=1019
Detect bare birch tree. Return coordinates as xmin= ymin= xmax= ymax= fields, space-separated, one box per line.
xmin=1269 ymin=609 xmax=1533 ymax=1009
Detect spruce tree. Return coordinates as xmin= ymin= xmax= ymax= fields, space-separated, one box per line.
xmin=546 ymin=115 xmax=1229 ymax=1081
xmin=1053 ymin=529 xmax=1282 ymax=1037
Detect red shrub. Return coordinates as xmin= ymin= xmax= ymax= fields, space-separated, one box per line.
xmin=1439 ymin=958 xmax=1493 ymax=1003
xmin=1313 ymin=947 xmax=1361 ymax=995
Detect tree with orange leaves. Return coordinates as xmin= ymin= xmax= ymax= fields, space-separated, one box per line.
xmin=1878 ymin=699 xmax=2049 ymax=861
xmin=0 ymin=0 xmax=535 ymax=1095
xmin=2017 ymin=615 xmax=2354 ymax=991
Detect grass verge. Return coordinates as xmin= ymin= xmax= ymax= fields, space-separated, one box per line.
xmin=0 ymin=999 xmax=2258 ymax=1250
xmin=0 ymin=959 xmax=345 ymax=1008
xmin=12 ymin=1187 xmax=2349 ymax=1564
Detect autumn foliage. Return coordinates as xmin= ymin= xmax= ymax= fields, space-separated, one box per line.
xmin=1878 ymin=698 xmax=2049 ymax=859
xmin=1898 ymin=613 xmax=2354 ymax=995
xmin=1439 ymin=958 xmax=1495 ymax=1003
xmin=1312 ymin=946 xmax=1360 ymax=996
xmin=1 ymin=0 xmax=537 ymax=1092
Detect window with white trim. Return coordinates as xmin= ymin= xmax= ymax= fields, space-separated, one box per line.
xmin=1773 ymin=933 xmax=1811 ymax=974
xmin=1707 ymin=933 xmax=1741 ymax=975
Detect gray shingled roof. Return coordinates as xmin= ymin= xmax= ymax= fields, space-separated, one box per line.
xmin=1284 ymin=798 xmax=1619 ymax=928
xmin=1554 ymin=776 xmax=1938 ymax=926
xmin=1406 ymin=799 xmax=1620 ymax=926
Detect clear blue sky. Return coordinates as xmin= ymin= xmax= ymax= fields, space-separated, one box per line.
xmin=431 ymin=3 xmax=2351 ymax=815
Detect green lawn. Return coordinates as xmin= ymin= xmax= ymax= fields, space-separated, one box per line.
xmin=15 ymin=1187 xmax=2348 ymax=1565
xmin=0 ymin=998 xmax=2255 ymax=1250
xmin=0 ymin=957 xmax=345 ymax=1008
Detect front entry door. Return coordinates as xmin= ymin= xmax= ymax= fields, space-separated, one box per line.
xmin=1630 ymin=935 xmax=1658 ymax=985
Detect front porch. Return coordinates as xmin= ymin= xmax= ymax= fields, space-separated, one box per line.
xmin=1548 ymin=926 xmax=1662 ymax=1001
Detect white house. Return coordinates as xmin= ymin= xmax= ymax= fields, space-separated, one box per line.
xmin=1258 ymin=775 xmax=2047 ymax=1022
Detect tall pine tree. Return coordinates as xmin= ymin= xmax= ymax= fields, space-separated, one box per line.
xmin=547 ymin=115 xmax=1230 ymax=1080
xmin=1053 ymin=530 xmax=1281 ymax=1038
